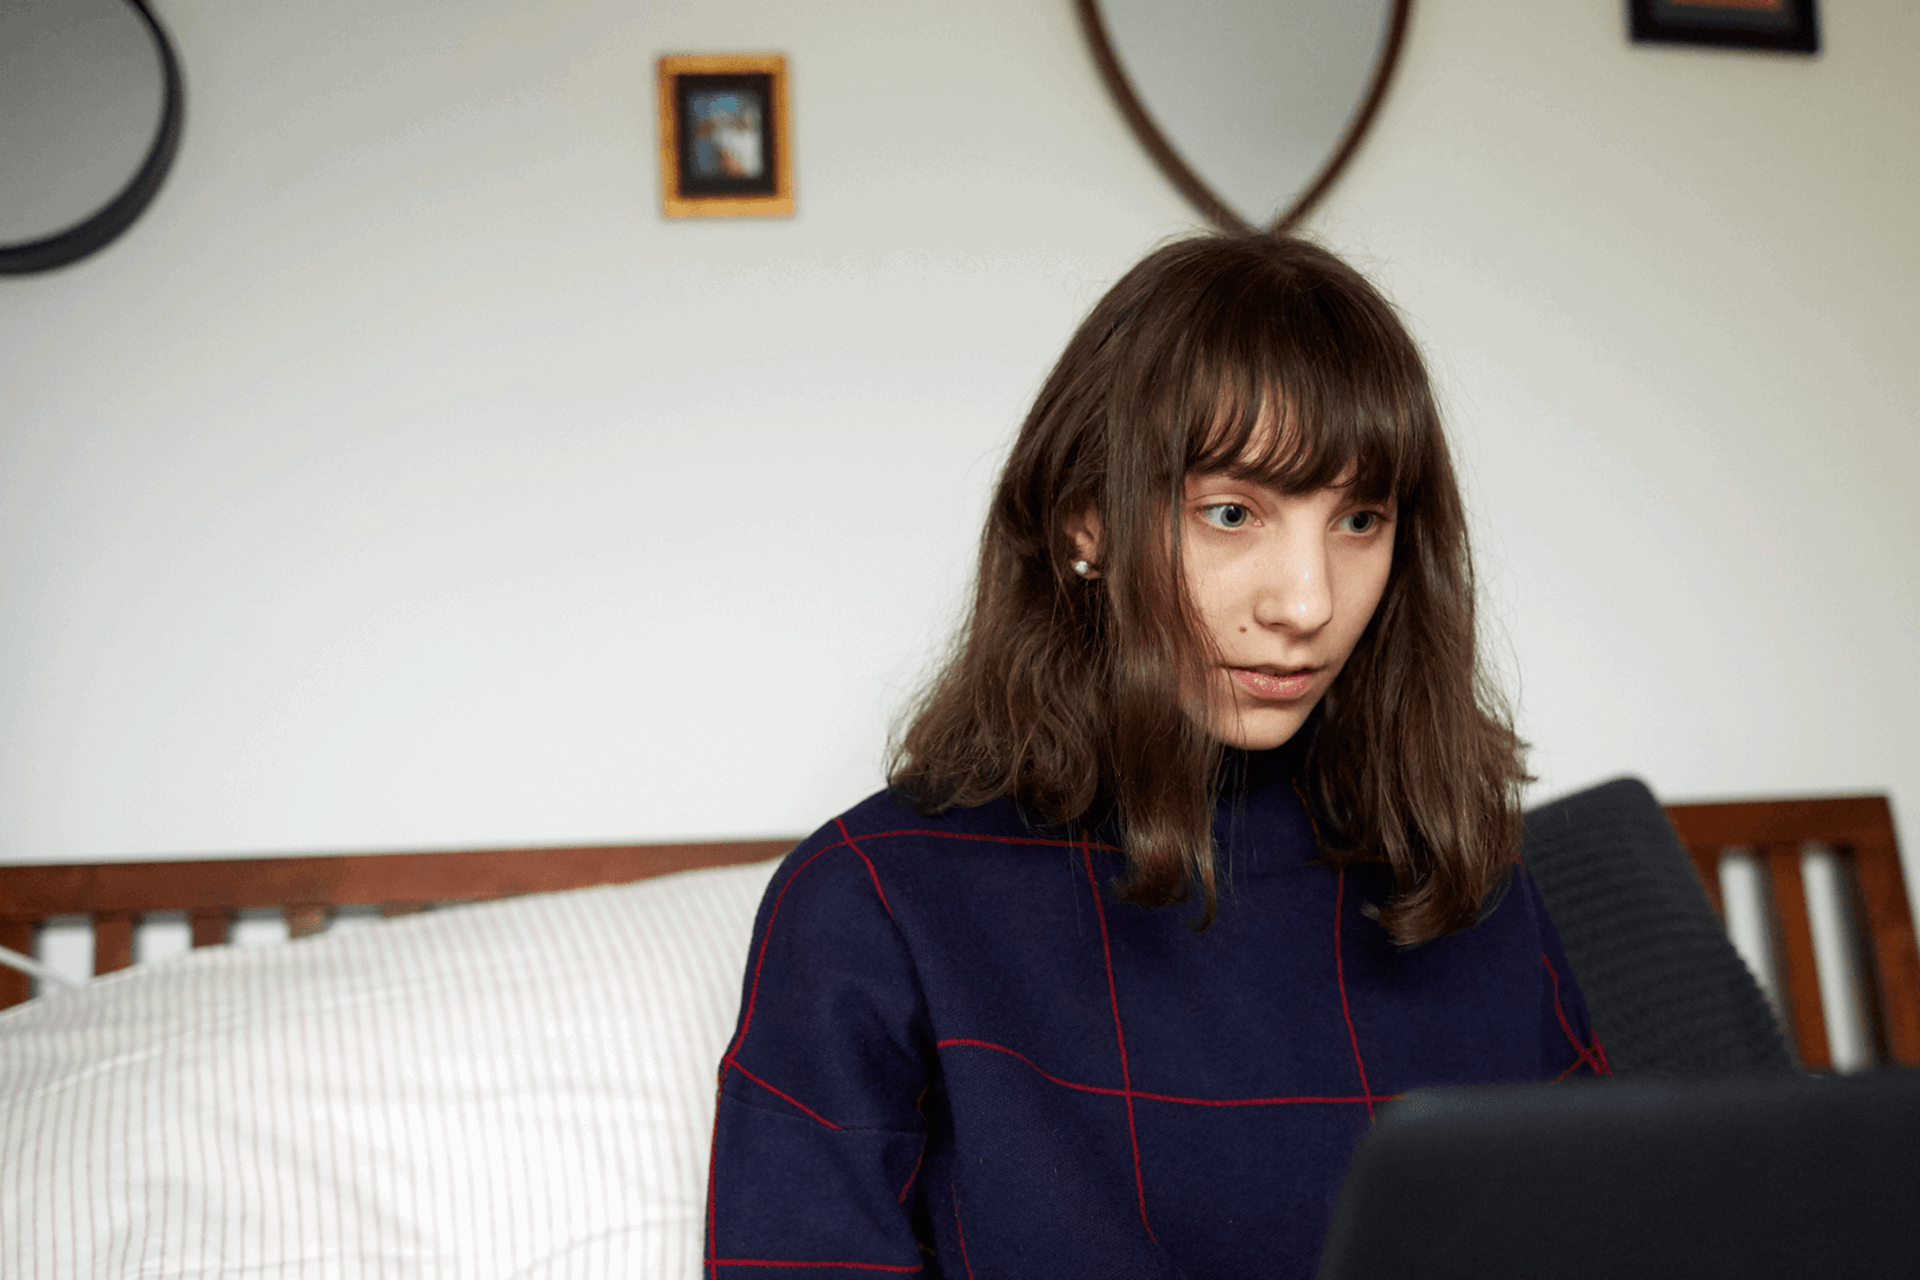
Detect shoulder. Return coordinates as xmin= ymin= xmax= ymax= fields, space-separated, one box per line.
xmin=758 ymin=788 xmax=1092 ymax=926
xmin=794 ymin=786 xmax=1086 ymax=863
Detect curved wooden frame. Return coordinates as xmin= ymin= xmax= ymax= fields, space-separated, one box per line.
xmin=0 ymin=0 xmax=185 ymax=275
xmin=1074 ymin=0 xmax=1411 ymax=235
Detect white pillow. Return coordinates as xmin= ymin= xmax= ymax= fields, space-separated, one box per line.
xmin=0 ymin=857 xmax=779 ymax=1279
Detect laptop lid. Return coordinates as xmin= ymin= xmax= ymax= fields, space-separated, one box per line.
xmin=1318 ymin=1069 xmax=1920 ymax=1280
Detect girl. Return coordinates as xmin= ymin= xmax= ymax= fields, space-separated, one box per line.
xmin=705 ymin=232 xmax=1605 ymax=1278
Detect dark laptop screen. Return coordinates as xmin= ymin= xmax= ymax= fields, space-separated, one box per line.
xmin=1319 ymin=1070 xmax=1920 ymax=1280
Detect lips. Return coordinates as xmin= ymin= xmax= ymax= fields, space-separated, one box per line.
xmin=1228 ymin=666 xmax=1318 ymax=701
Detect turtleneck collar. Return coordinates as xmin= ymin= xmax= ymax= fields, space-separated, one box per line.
xmin=1213 ymin=718 xmax=1312 ymax=802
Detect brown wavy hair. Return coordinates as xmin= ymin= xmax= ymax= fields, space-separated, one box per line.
xmin=888 ymin=231 xmax=1528 ymax=945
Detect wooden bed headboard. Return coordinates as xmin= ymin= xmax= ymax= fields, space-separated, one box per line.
xmin=0 ymin=838 xmax=795 ymax=1010
xmin=1663 ymin=795 xmax=1919 ymax=1069
xmin=5 ymin=793 xmax=1915 ymax=1072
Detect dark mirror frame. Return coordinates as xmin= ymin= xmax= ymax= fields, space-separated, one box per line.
xmin=1075 ymin=0 xmax=1412 ymax=235
xmin=0 ymin=0 xmax=185 ymax=276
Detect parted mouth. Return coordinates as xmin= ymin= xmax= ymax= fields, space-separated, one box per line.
xmin=1227 ymin=665 xmax=1322 ymax=700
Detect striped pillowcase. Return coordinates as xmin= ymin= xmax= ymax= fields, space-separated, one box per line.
xmin=0 ymin=858 xmax=779 ymax=1280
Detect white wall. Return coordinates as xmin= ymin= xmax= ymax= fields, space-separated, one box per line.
xmin=2 ymin=0 xmax=1914 ymax=912
xmin=1323 ymin=0 xmax=1920 ymax=881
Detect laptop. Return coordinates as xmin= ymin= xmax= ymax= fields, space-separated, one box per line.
xmin=1318 ymin=1068 xmax=1920 ymax=1280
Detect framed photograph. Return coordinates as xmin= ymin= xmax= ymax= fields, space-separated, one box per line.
xmin=1630 ymin=0 xmax=1819 ymax=54
xmin=656 ymin=54 xmax=793 ymax=218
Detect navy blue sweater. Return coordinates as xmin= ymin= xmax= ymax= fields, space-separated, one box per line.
xmin=707 ymin=760 xmax=1605 ymax=1278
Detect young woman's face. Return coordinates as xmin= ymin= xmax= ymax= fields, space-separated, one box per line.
xmin=1178 ymin=469 xmax=1396 ymax=750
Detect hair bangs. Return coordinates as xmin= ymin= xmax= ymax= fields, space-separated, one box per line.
xmin=1176 ymin=298 xmax=1423 ymax=509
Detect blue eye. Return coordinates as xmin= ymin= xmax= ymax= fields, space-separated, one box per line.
xmin=1339 ymin=511 xmax=1382 ymax=534
xmin=1201 ymin=503 xmax=1251 ymax=530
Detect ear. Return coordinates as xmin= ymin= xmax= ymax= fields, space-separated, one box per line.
xmin=1062 ymin=508 xmax=1103 ymax=578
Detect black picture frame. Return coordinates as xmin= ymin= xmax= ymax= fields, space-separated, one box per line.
xmin=1630 ymin=0 xmax=1820 ymax=55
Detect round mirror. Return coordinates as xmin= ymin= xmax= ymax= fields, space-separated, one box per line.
xmin=0 ymin=0 xmax=183 ymax=275
xmin=1078 ymin=0 xmax=1409 ymax=233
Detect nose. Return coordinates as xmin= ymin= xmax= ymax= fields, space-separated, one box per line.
xmin=1251 ymin=529 xmax=1333 ymax=635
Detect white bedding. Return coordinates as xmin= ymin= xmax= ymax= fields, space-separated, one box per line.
xmin=0 ymin=858 xmax=780 ymax=1279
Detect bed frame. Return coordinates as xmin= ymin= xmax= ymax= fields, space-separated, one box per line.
xmin=3 ymin=796 xmax=1916 ymax=1069
xmin=0 ymin=837 xmax=793 ymax=1011
xmin=1664 ymin=795 xmax=1919 ymax=1069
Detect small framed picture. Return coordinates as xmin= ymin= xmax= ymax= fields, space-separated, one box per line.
xmin=1630 ymin=0 xmax=1819 ymax=54
xmin=656 ymin=54 xmax=793 ymax=218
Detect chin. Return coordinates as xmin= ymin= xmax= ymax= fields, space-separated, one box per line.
xmin=1213 ymin=710 xmax=1309 ymax=752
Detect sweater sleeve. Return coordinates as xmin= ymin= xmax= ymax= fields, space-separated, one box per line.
xmin=705 ymin=835 xmax=935 ymax=1276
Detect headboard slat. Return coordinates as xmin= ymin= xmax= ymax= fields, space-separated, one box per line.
xmin=189 ymin=910 xmax=231 ymax=948
xmin=93 ymin=914 xmax=135 ymax=976
xmin=286 ymin=905 xmax=329 ymax=939
xmin=1760 ymin=841 xmax=1831 ymax=1070
xmin=0 ymin=922 xmax=31 ymax=1007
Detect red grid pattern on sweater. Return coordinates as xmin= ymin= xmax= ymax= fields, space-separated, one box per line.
xmin=1544 ymin=953 xmax=1612 ymax=1078
xmin=1079 ymin=838 xmax=1162 ymax=1248
xmin=710 ymin=1261 xmax=922 ymax=1273
xmin=932 ymin=1037 xmax=1388 ymax=1106
xmin=710 ymin=828 xmax=1607 ymax=1275
xmin=950 ymin=1178 xmax=978 ymax=1280
xmin=1332 ymin=867 xmax=1377 ymax=1121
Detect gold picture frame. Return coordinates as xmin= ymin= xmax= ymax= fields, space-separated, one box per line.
xmin=656 ymin=54 xmax=793 ymax=219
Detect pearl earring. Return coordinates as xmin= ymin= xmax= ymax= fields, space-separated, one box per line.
xmin=1072 ymin=559 xmax=1093 ymax=578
